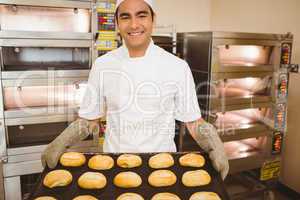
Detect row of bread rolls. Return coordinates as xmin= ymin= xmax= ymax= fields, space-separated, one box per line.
xmin=35 ymin=191 xmax=221 ymax=200
xmin=43 ymin=169 xmax=211 ymax=189
xmin=59 ymin=152 xmax=205 ymax=169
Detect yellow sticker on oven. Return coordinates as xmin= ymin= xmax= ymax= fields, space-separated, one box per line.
xmin=260 ymin=160 xmax=281 ymax=181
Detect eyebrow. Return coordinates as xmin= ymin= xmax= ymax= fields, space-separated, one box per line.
xmin=119 ymin=10 xmax=150 ymax=18
xmin=136 ymin=10 xmax=150 ymax=16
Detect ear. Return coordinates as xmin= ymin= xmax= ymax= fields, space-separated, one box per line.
xmin=115 ymin=14 xmax=119 ymax=26
xmin=115 ymin=16 xmax=120 ymax=32
xmin=153 ymin=13 xmax=157 ymax=25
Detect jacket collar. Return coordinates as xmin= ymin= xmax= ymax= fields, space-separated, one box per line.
xmin=119 ymin=39 xmax=155 ymax=60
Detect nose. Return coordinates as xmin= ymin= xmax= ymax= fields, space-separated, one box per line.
xmin=130 ymin=17 xmax=139 ymax=29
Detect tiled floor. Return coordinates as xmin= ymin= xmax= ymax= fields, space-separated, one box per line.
xmin=224 ymin=173 xmax=300 ymax=200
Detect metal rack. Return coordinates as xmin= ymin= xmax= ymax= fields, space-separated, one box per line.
xmin=96 ymin=0 xmax=118 ymax=55
xmin=153 ymin=24 xmax=177 ymax=55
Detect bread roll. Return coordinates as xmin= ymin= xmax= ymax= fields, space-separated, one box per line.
xmin=117 ymin=154 xmax=142 ymax=168
xmin=34 ymin=197 xmax=57 ymax=200
xmin=151 ymin=193 xmax=181 ymax=200
xmin=43 ymin=170 xmax=72 ymax=188
xmin=72 ymin=195 xmax=98 ymax=200
xmin=60 ymin=152 xmax=86 ymax=167
xmin=148 ymin=170 xmax=177 ymax=187
xmin=148 ymin=153 xmax=174 ymax=169
xmin=189 ymin=192 xmax=221 ymax=200
xmin=88 ymin=155 xmax=114 ymax=170
xmin=182 ymin=170 xmax=211 ymax=187
xmin=179 ymin=153 xmax=205 ymax=168
xmin=114 ymin=172 xmax=142 ymax=188
xmin=116 ymin=193 xmax=144 ymax=200
xmin=78 ymin=172 xmax=107 ymax=189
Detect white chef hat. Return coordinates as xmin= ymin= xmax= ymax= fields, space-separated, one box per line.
xmin=116 ymin=0 xmax=155 ymax=12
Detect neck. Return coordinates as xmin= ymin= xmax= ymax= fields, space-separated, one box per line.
xmin=126 ymin=39 xmax=151 ymax=58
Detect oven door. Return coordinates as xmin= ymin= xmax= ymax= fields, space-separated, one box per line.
xmin=212 ymin=106 xmax=274 ymax=140
xmin=0 ymin=3 xmax=91 ymax=33
xmin=224 ymin=135 xmax=272 ymax=173
xmin=211 ymin=39 xmax=281 ymax=73
xmin=2 ymin=73 xmax=89 ymax=148
xmin=0 ymin=45 xmax=92 ymax=71
xmin=209 ymin=72 xmax=275 ymax=109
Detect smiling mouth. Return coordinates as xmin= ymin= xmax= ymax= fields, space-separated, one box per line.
xmin=128 ymin=31 xmax=145 ymax=36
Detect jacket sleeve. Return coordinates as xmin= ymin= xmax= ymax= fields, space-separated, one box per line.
xmin=174 ymin=63 xmax=202 ymax=122
xmin=78 ymin=60 xmax=106 ymax=120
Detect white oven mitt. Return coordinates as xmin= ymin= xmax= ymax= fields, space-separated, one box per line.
xmin=41 ymin=118 xmax=98 ymax=169
xmin=192 ymin=122 xmax=229 ymax=180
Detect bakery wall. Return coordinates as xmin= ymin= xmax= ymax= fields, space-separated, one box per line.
xmin=155 ymin=0 xmax=299 ymax=64
xmin=154 ymin=0 xmax=211 ymax=32
xmin=210 ymin=0 xmax=300 ymax=64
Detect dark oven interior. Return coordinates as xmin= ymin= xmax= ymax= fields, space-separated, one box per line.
xmin=7 ymin=122 xmax=68 ymax=148
xmin=2 ymin=47 xmax=90 ymax=71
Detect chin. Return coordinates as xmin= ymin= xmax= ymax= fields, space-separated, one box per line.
xmin=126 ymin=40 xmax=148 ymax=49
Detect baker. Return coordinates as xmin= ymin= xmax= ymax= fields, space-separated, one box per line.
xmin=42 ymin=0 xmax=229 ymax=179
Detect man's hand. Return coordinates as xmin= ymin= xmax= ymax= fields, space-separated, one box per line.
xmin=41 ymin=118 xmax=99 ymax=169
xmin=185 ymin=119 xmax=229 ymax=180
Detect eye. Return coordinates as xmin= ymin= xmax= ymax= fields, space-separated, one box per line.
xmin=119 ymin=14 xmax=130 ymax=20
xmin=120 ymin=16 xmax=129 ymax=20
xmin=138 ymin=14 xmax=148 ymax=18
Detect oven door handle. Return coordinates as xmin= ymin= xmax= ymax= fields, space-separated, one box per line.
xmin=0 ymin=47 xmax=4 ymax=71
xmin=92 ymin=128 xmax=103 ymax=152
xmin=208 ymin=113 xmax=218 ymax=124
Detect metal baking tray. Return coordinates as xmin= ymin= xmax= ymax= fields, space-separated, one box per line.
xmin=29 ymin=152 xmax=230 ymax=200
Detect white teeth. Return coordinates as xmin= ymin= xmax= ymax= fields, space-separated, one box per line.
xmin=129 ymin=32 xmax=143 ymax=36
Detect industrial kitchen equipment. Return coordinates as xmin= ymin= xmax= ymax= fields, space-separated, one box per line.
xmin=176 ymin=32 xmax=292 ymax=175
xmin=0 ymin=0 xmax=99 ymax=199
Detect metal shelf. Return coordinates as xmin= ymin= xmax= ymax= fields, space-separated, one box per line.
xmin=210 ymin=31 xmax=291 ymax=41
xmin=211 ymin=71 xmax=274 ymax=80
xmin=211 ymin=95 xmax=273 ymax=108
xmin=1 ymin=69 xmax=90 ymax=79
xmin=0 ymin=30 xmax=93 ymax=40
xmin=228 ymin=154 xmax=266 ymax=174
xmin=4 ymin=106 xmax=78 ymax=119
xmin=3 ymin=159 xmax=42 ymax=177
xmin=0 ymin=0 xmax=93 ymax=9
xmin=1 ymin=63 xmax=90 ymax=71
xmin=211 ymin=65 xmax=275 ymax=73
xmin=4 ymin=113 xmax=78 ymax=126
xmin=224 ymin=137 xmax=272 ymax=173
xmin=2 ymin=77 xmax=88 ymax=87
xmin=209 ymin=101 xmax=274 ymax=113
xmin=219 ymin=123 xmax=272 ymax=142
xmin=7 ymin=145 xmax=46 ymax=156
xmin=0 ymin=38 xmax=92 ymax=47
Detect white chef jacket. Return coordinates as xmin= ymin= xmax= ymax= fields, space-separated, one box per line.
xmin=78 ymin=40 xmax=201 ymax=153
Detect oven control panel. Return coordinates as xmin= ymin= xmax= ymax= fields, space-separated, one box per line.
xmin=281 ymin=42 xmax=292 ymax=65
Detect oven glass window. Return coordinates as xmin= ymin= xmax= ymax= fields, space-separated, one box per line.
xmin=218 ymin=45 xmax=274 ymax=67
xmin=2 ymin=47 xmax=90 ymax=71
xmin=214 ymin=108 xmax=274 ymax=130
xmin=212 ymin=77 xmax=272 ymax=98
xmin=224 ymin=137 xmax=269 ymax=159
xmin=4 ymin=83 xmax=87 ymax=110
xmin=0 ymin=5 xmax=91 ymax=32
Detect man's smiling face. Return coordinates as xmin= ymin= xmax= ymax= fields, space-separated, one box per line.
xmin=116 ymin=0 xmax=154 ymax=53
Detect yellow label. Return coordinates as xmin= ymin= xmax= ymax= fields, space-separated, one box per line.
xmin=99 ymin=137 xmax=105 ymax=146
xmin=260 ymin=160 xmax=281 ymax=181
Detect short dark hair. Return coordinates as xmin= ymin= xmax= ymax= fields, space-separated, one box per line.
xmin=115 ymin=5 xmax=155 ymax=24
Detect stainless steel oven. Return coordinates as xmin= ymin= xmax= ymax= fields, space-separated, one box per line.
xmin=177 ymin=31 xmax=292 ymax=175
xmin=0 ymin=0 xmax=99 ymax=199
